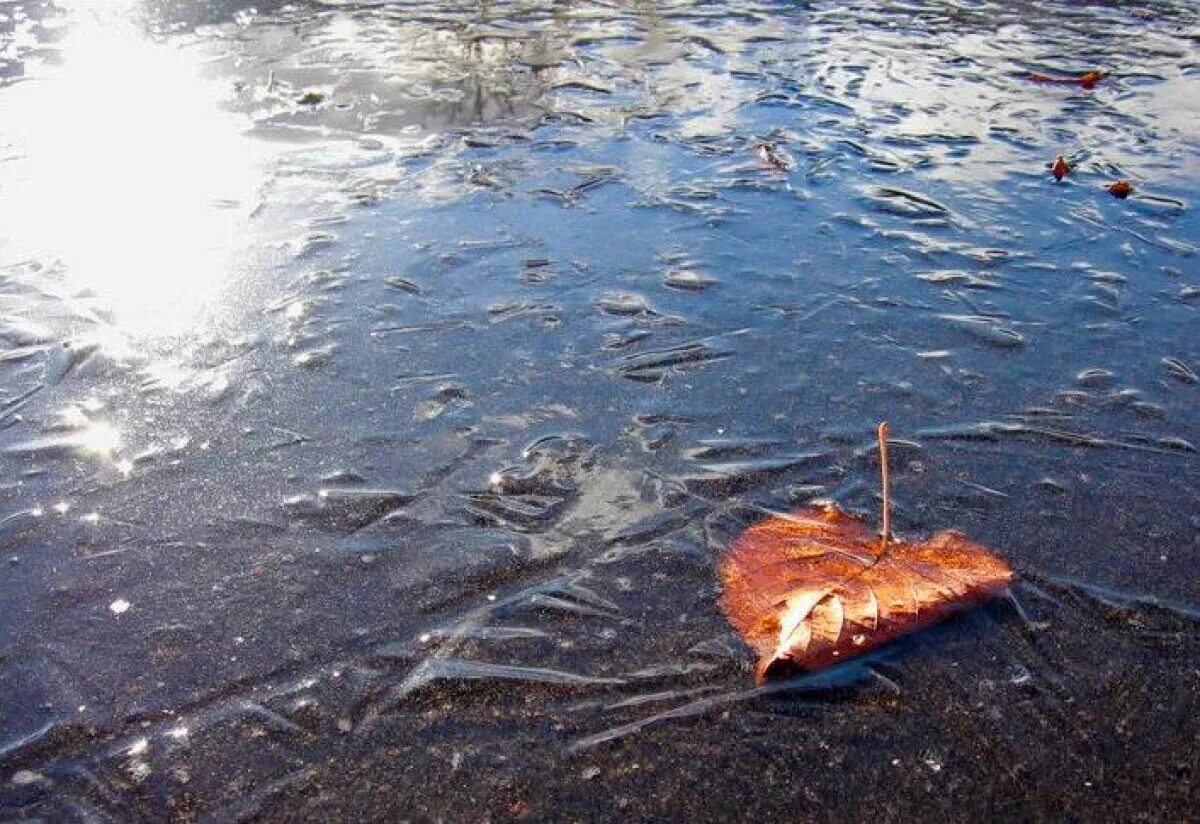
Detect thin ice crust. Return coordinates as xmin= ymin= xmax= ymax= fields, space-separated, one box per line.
xmin=718 ymin=504 xmax=1013 ymax=682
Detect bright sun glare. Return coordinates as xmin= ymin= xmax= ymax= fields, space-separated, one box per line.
xmin=0 ymin=0 xmax=262 ymax=336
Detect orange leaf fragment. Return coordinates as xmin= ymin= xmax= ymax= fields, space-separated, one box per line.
xmin=719 ymin=504 xmax=1013 ymax=682
xmin=1108 ymin=180 xmax=1133 ymax=199
xmin=1078 ymin=70 xmax=1106 ymax=90
xmin=1051 ymin=155 xmax=1070 ymax=182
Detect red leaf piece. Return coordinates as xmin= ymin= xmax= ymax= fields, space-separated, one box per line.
xmin=719 ymin=504 xmax=1013 ymax=682
xmin=1108 ymin=180 xmax=1133 ymax=199
xmin=1025 ymin=70 xmax=1106 ymax=89
xmin=1052 ymin=155 xmax=1070 ymax=182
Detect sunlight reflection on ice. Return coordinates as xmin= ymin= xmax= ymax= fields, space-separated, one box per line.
xmin=0 ymin=0 xmax=264 ymax=336
xmin=77 ymin=420 xmax=121 ymax=457
xmin=3 ymin=416 xmax=123 ymax=469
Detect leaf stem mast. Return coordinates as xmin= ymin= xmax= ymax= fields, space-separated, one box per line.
xmin=878 ymin=422 xmax=890 ymax=550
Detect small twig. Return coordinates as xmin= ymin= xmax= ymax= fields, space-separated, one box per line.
xmin=878 ymin=422 xmax=890 ymax=550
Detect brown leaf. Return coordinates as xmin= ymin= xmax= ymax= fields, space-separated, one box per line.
xmin=719 ymin=503 xmax=1013 ymax=682
xmin=754 ymin=141 xmax=793 ymax=173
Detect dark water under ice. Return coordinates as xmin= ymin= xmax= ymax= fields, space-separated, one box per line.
xmin=1 ymin=0 xmax=1198 ymax=819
